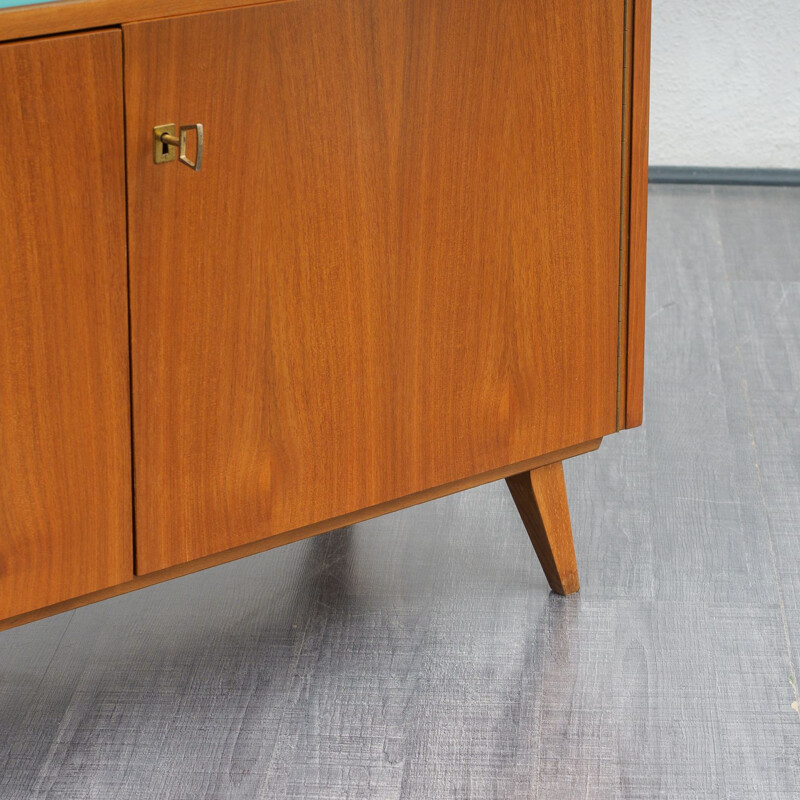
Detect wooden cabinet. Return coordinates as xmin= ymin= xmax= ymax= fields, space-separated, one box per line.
xmin=0 ymin=0 xmax=650 ymax=629
xmin=0 ymin=31 xmax=133 ymax=620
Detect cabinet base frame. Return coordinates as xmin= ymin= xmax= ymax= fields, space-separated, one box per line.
xmin=0 ymin=438 xmax=600 ymax=632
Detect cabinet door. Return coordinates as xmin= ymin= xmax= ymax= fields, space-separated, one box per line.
xmin=124 ymin=0 xmax=624 ymax=574
xmin=0 ymin=31 xmax=133 ymax=620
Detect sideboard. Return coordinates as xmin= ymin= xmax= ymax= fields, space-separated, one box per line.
xmin=0 ymin=0 xmax=650 ymax=630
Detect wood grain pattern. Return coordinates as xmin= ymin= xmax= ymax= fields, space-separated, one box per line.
xmin=0 ymin=30 xmax=133 ymax=620
xmin=124 ymin=0 xmax=625 ymax=574
xmin=0 ymin=0 xmax=286 ymax=44
xmin=0 ymin=438 xmax=600 ymax=631
xmin=506 ymin=462 xmax=579 ymax=594
xmin=624 ymin=0 xmax=651 ymax=428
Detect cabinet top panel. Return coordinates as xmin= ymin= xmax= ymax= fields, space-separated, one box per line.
xmin=0 ymin=0 xmax=284 ymax=42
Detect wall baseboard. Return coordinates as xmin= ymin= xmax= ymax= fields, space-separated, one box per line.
xmin=649 ymin=166 xmax=800 ymax=186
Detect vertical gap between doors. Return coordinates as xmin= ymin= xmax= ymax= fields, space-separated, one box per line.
xmin=616 ymin=0 xmax=634 ymax=430
xmin=119 ymin=25 xmax=138 ymax=576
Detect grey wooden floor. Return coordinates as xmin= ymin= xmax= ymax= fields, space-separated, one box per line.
xmin=2 ymin=184 xmax=799 ymax=799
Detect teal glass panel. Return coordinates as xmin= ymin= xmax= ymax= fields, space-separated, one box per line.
xmin=0 ymin=0 xmax=61 ymax=9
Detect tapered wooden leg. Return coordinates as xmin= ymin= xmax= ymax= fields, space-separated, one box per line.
xmin=505 ymin=461 xmax=579 ymax=595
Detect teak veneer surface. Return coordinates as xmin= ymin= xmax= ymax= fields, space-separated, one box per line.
xmin=0 ymin=30 xmax=133 ymax=620
xmin=0 ymin=0 xmax=283 ymax=42
xmin=0 ymin=439 xmax=601 ymax=632
xmin=124 ymin=0 xmax=625 ymax=574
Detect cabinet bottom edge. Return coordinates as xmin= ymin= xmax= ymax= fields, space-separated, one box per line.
xmin=0 ymin=437 xmax=602 ymax=632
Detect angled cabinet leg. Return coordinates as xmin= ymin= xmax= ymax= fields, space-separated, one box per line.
xmin=505 ymin=461 xmax=579 ymax=595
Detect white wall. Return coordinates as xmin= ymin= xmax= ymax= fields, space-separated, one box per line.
xmin=650 ymin=1 xmax=800 ymax=169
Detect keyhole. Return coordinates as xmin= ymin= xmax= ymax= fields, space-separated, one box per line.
xmin=161 ymin=139 xmax=170 ymax=157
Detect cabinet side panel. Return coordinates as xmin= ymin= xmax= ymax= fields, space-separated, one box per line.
xmin=0 ymin=30 xmax=133 ymax=620
xmin=625 ymin=0 xmax=651 ymax=428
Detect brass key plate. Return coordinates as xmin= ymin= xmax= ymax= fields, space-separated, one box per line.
xmin=153 ymin=123 xmax=177 ymax=164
